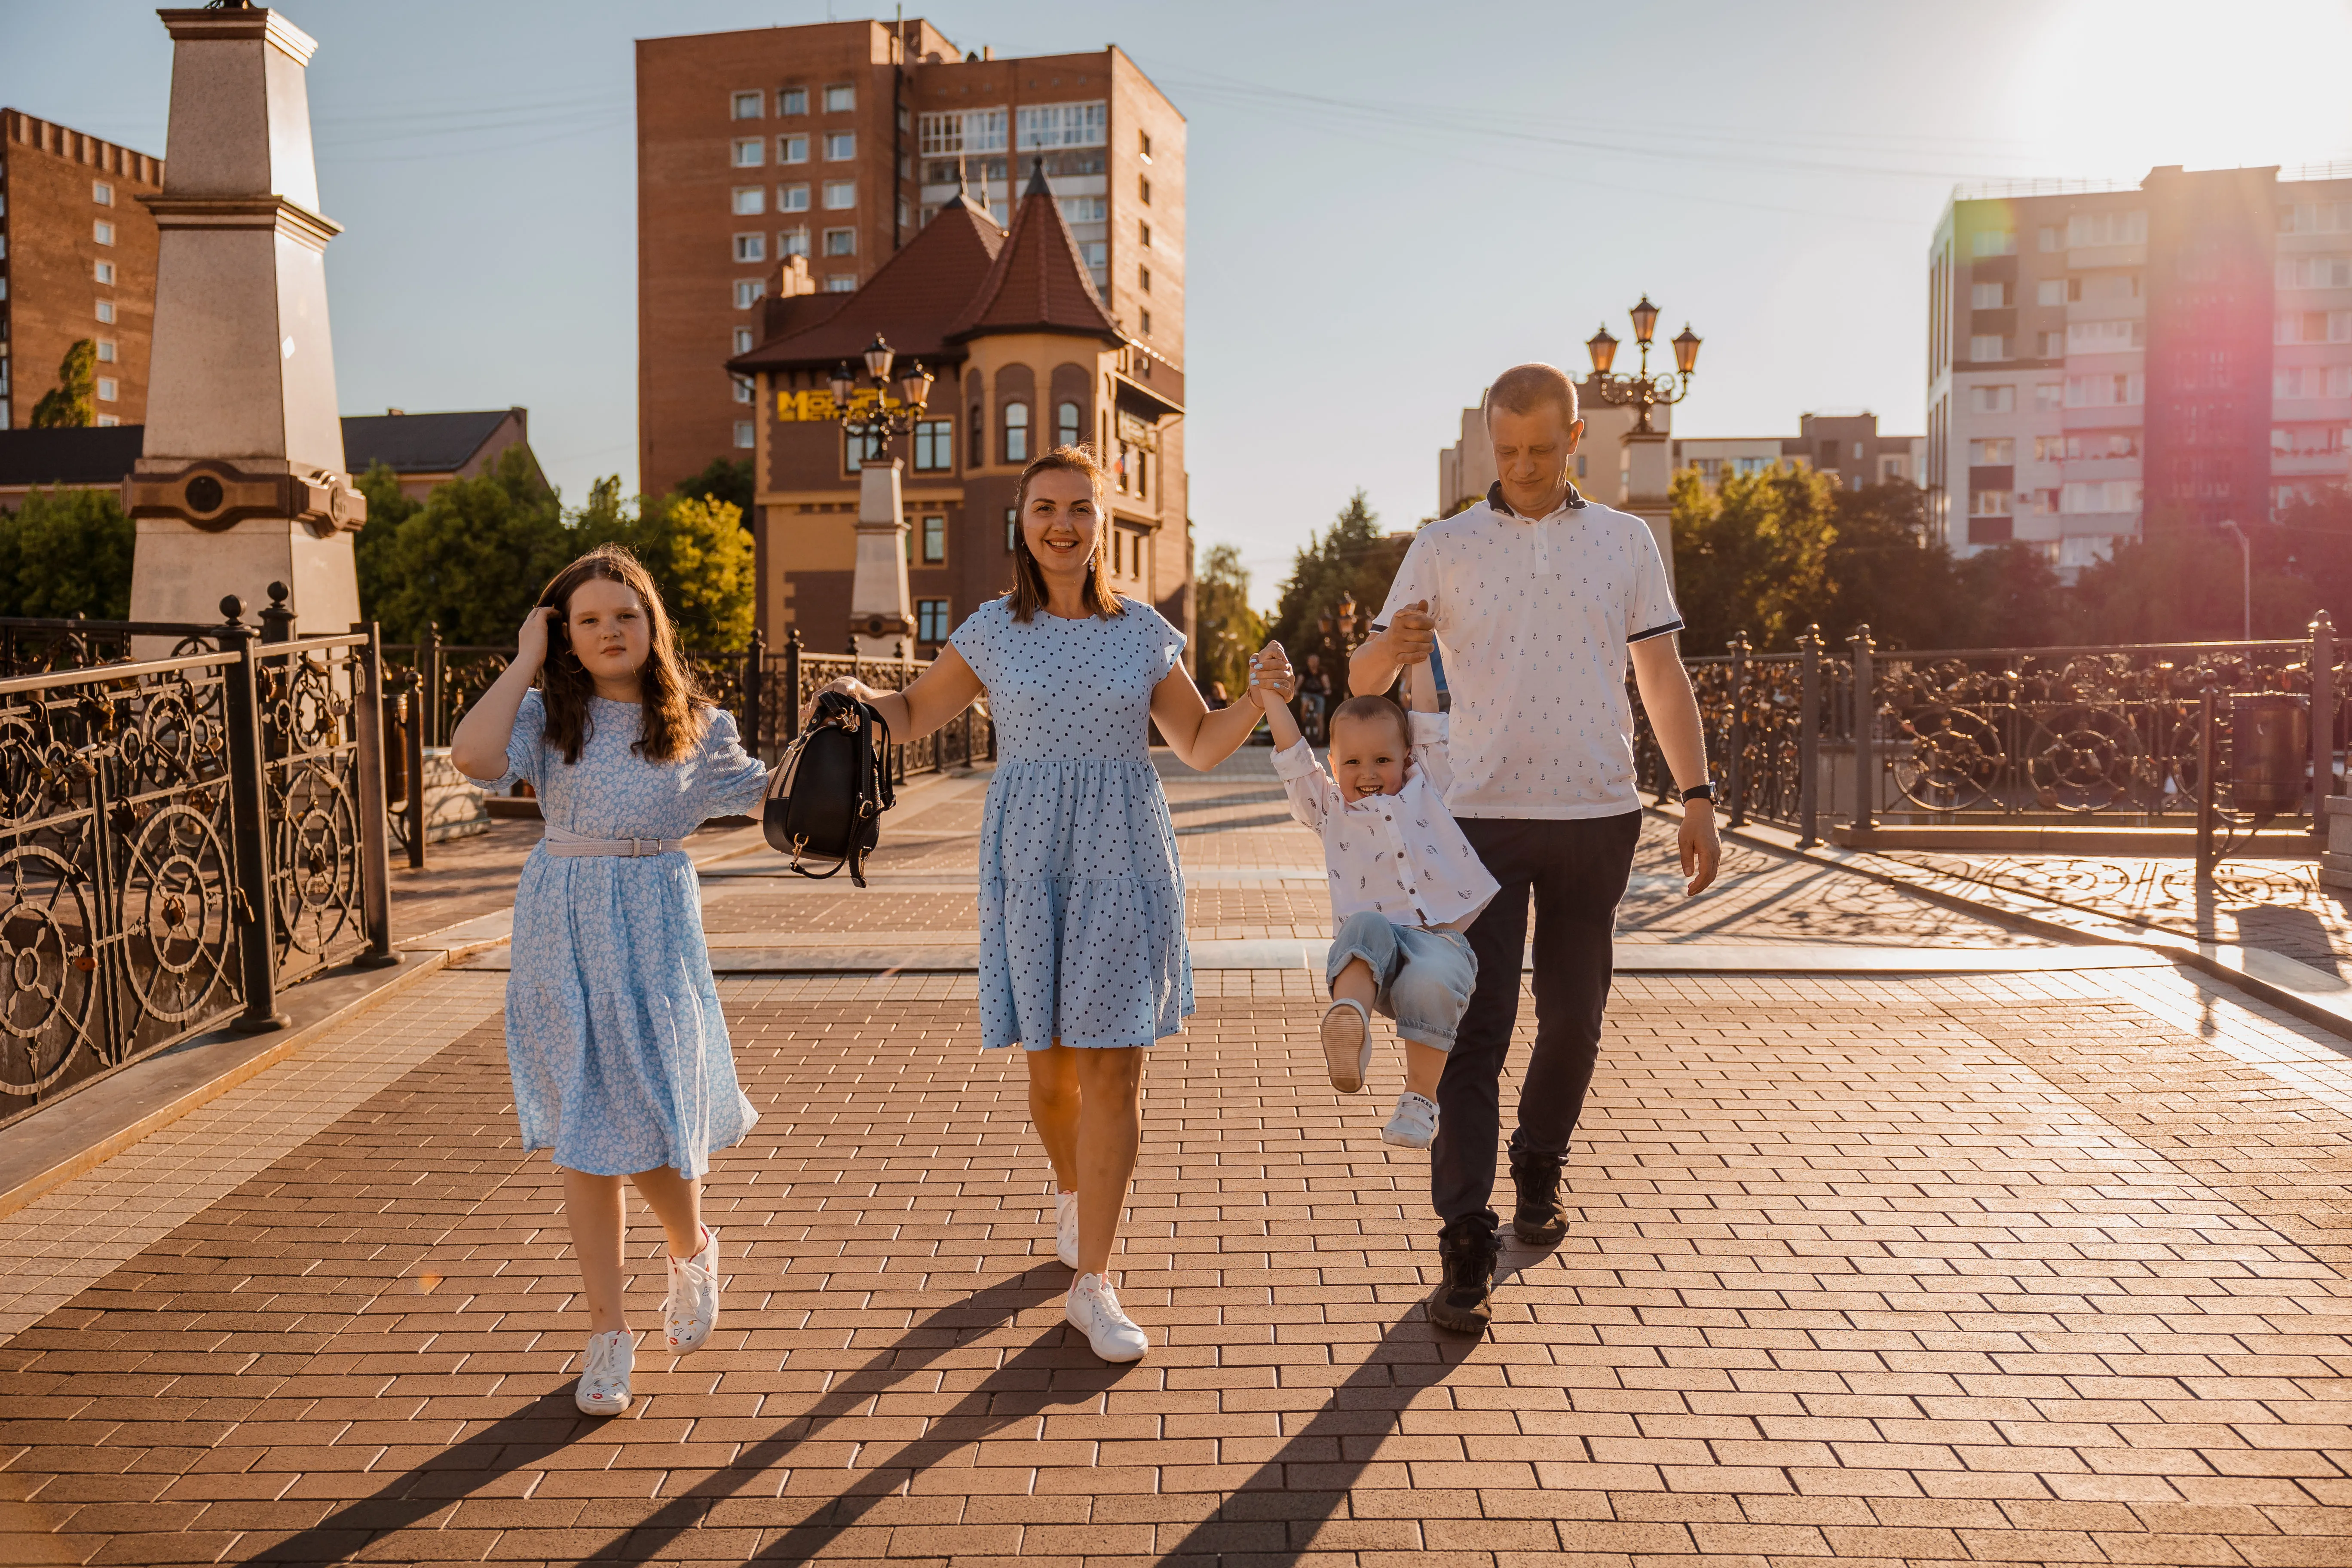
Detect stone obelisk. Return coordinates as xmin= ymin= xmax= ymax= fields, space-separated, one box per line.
xmin=125 ymin=5 xmax=364 ymax=633
xmin=850 ymin=459 xmax=914 ymax=656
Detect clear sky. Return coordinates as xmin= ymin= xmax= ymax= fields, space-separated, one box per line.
xmin=8 ymin=0 xmax=2350 ymax=610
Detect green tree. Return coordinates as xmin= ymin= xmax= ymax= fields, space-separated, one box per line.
xmin=1191 ymin=542 xmax=1265 ymax=700
xmin=1269 ymin=490 xmax=1409 ymax=696
xmin=1669 ymin=462 xmax=1838 ymax=653
xmin=28 ymin=340 xmax=97 ymax=429
xmin=0 ymin=487 xmax=135 ymax=618
xmin=627 ymin=491 xmax=756 ymax=650
xmin=372 ymin=447 xmax=574 ymax=644
xmin=351 ymin=461 xmax=423 ymax=627
xmin=1820 ymin=481 xmax=1969 ymax=650
xmin=676 ymin=456 xmax=754 ymax=523
xmin=1951 ymin=542 xmax=2067 ymax=646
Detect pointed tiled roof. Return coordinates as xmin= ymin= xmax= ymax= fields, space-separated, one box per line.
xmin=943 ymin=158 xmax=1124 ymax=346
xmin=729 ymin=199 xmax=1006 ymax=372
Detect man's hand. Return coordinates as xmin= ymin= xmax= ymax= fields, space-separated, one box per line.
xmin=1679 ymin=797 xmax=1721 ymax=896
xmin=1380 ymin=600 xmax=1436 ymax=666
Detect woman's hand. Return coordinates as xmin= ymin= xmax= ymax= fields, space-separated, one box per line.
xmin=1246 ymin=641 xmax=1297 ymax=710
xmin=799 ymin=675 xmax=870 ymax=729
xmin=514 ymin=604 xmax=557 ymax=676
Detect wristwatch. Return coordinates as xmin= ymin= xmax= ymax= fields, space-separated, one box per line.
xmin=1680 ymin=782 xmax=1715 ymax=804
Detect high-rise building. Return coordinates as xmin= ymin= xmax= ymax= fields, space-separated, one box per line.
xmin=1927 ymin=162 xmax=2352 ymax=573
xmin=636 ymin=18 xmax=1184 ymax=499
xmin=0 ymin=111 xmax=165 ymax=431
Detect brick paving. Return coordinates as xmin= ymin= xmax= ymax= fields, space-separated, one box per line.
xmin=8 ymin=748 xmax=2352 ymax=1563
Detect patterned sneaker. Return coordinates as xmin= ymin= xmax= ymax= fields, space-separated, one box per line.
xmin=1382 ymin=1091 xmax=1439 ymax=1149
xmin=663 ymin=1225 xmax=721 ymax=1354
xmin=575 ymin=1328 xmax=635 ymax=1415
xmin=1066 ymin=1273 xmax=1149 ymax=1363
xmin=1320 ymin=998 xmax=1373 ymax=1093
xmin=1054 ymin=1189 xmax=1080 ymax=1270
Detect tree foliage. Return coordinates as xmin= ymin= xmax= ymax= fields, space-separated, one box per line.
xmin=676 ymin=456 xmax=755 ymax=523
xmin=1191 ymin=542 xmax=1264 ymax=700
xmin=1669 ymin=464 xmax=1837 ymax=653
xmin=29 ymin=340 xmax=98 ymax=429
xmin=0 ymin=487 xmax=135 ymax=618
xmin=1268 ymin=490 xmax=1408 ymax=695
xmin=630 ymin=493 xmax=756 ymax=650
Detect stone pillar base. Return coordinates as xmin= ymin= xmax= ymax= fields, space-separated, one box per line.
xmin=2318 ymin=796 xmax=2352 ymax=892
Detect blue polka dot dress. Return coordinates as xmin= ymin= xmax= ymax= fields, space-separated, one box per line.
xmin=950 ymin=596 xmax=1194 ymax=1051
xmin=462 ymin=691 xmax=770 ymax=1178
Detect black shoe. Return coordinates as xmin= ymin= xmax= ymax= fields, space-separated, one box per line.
xmin=1509 ymin=1143 xmax=1569 ymax=1246
xmin=1426 ymin=1215 xmax=1499 ymax=1335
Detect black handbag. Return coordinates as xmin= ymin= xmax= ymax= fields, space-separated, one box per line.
xmin=763 ymin=690 xmax=895 ymax=885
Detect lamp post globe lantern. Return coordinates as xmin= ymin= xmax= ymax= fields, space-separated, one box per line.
xmin=1584 ymin=293 xmax=1701 ymax=435
xmin=1586 ymin=323 xmax=1619 ymax=377
xmin=1672 ymin=323 xmax=1703 ymax=377
xmin=862 ymin=333 xmax=896 ymax=383
xmin=827 ymin=361 xmax=858 ymax=406
xmin=1628 ymin=294 xmax=1660 ymax=346
xmin=894 ymin=359 xmax=934 ymax=413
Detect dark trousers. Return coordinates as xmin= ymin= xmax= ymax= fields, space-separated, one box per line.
xmin=1431 ymin=811 xmax=1642 ymax=1231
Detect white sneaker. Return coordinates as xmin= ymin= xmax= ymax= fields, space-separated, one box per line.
xmin=1383 ymin=1091 xmax=1439 ymax=1149
xmin=1054 ymin=1189 xmax=1080 ymax=1269
xmin=1066 ymin=1272 xmax=1148 ymax=1363
xmin=575 ymin=1329 xmax=635 ymax=1415
xmin=1321 ymin=998 xmax=1373 ymax=1094
xmin=663 ymin=1225 xmax=720 ymax=1355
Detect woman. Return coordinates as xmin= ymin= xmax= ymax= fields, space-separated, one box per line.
xmin=809 ymin=445 xmax=1291 ymax=1362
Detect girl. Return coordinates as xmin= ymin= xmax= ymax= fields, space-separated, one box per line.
xmin=808 ymin=445 xmax=1291 ymax=1363
xmin=450 ymin=544 xmax=769 ymax=1416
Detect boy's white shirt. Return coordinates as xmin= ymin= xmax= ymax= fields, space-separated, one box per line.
xmin=1271 ymin=713 xmax=1498 ymax=929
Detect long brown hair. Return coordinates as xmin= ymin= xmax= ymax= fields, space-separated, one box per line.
xmin=536 ymin=544 xmax=712 ymax=765
xmin=1007 ymin=444 xmax=1124 ymax=623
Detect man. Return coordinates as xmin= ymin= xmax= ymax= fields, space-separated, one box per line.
xmin=1351 ymin=362 xmax=1719 ymax=1333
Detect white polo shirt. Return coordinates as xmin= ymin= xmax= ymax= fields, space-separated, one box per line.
xmin=1377 ymin=482 xmax=1680 ymax=820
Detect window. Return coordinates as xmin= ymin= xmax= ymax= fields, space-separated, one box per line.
xmin=95 ymin=414 xmax=117 ymax=427
xmin=733 ymin=233 xmax=766 ymax=262
xmin=96 ymin=377 xmax=117 ymax=402
xmin=1969 ymin=335 xmax=2010 ymax=360
xmin=2035 ymin=279 xmax=2066 ymax=306
xmin=1004 ymin=401 xmax=1029 ymax=462
xmin=898 ymin=195 xmax=910 ymax=230
xmin=2274 ymin=365 xmax=2352 ymax=398
xmin=95 ymin=340 xmax=116 ymax=363
xmin=1139 ymin=265 xmax=1152 ymax=293
xmin=1139 ymin=130 xmax=1153 ymax=160
xmin=1969 ymin=228 xmax=2014 ymax=257
xmin=2034 ymin=382 xmax=2064 ymax=411
xmin=2038 ymin=226 xmax=2061 ymax=252
xmin=1056 ymin=401 xmax=1081 ymax=447
xmin=1059 ymin=196 xmax=1106 ymax=223
xmin=732 ymin=374 xmax=753 ymax=404
xmin=2068 ymin=318 xmax=2144 ymax=353
xmin=913 ymin=418 xmax=953 ymax=471
xmin=2064 ymin=371 xmax=2144 ymax=407
xmin=732 ymin=138 xmax=764 ymax=167
xmin=2273 ymin=425 xmax=2348 ymax=456
xmin=824 ymin=227 xmax=855 ymax=256
xmin=92 ymin=220 xmax=115 ymax=246
xmin=823 ymin=180 xmax=857 ymax=209
xmin=917 ymin=599 xmax=950 ymax=642
xmin=2280 ymin=255 xmax=2352 ymax=290
xmin=921 ymin=515 xmax=945 ymax=564
xmin=778 ymin=227 xmax=809 ymax=256
xmin=1015 ymin=101 xmax=1107 ymax=150
xmin=1970 ymin=282 xmax=2010 ymax=308
xmin=1139 ymin=309 xmax=1152 ymax=335
xmin=1968 ymin=383 xmax=2014 ymax=413
xmin=1139 ymin=175 xmax=1152 ymax=205
xmin=734 ymin=278 xmax=765 ymax=308
xmin=93 ymin=260 xmax=115 ymax=285
xmin=1969 ymin=438 xmax=2014 ymax=464
xmin=95 ymin=300 xmax=115 ymax=324
xmin=1139 ymin=221 xmax=1152 ymax=248
xmin=824 ymin=131 xmax=855 ymax=161
xmin=2281 ymin=200 xmax=2352 ymax=234
xmin=92 ymin=181 xmax=112 ymax=205
xmin=2276 ymin=310 xmax=2352 ymax=344
xmin=824 ymin=275 xmax=856 ymax=293
xmin=844 ymin=428 xmax=882 ymax=472
xmin=1080 ymin=240 xmax=1108 ymax=278
xmin=2062 ymin=479 xmax=2141 ymax=513
xmin=735 ymin=420 xmax=755 ymax=449
xmin=779 ymin=87 xmax=807 ymax=116
xmin=731 ymin=90 xmax=763 ymax=119
xmin=2031 ymin=488 xmax=2061 ymax=514
xmin=824 ymin=84 xmax=855 ymax=113
xmin=732 ymin=328 xmax=755 ymax=355
xmin=779 ymin=183 xmax=811 ymax=212
xmin=971 ymin=407 xmax=985 ymax=468
xmin=2065 ymin=209 xmax=2147 ymax=247
xmin=778 ymin=134 xmax=808 ymax=164
xmin=2037 ymin=331 xmax=2064 ymax=356
xmin=919 ymin=107 xmax=1008 ymax=155
xmin=732 ymin=186 xmax=766 ymax=215
xmin=1969 ymin=488 xmax=2012 ymax=516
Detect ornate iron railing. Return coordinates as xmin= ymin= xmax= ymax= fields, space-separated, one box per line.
xmin=1632 ymin=615 xmax=2340 ymax=849
xmin=0 ymin=594 xmax=393 ymax=1127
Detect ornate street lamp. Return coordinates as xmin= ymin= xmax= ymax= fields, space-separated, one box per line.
xmin=1584 ymin=294 xmax=1701 ymax=435
xmin=826 ymin=333 xmax=934 ymax=459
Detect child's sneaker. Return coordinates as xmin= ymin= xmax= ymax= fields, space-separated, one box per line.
xmin=663 ymin=1225 xmax=720 ymax=1354
xmin=1320 ymin=998 xmax=1372 ymax=1093
xmin=1383 ymin=1091 xmax=1439 ymax=1149
xmin=1054 ymin=1189 xmax=1080 ymax=1269
xmin=575 ymin=1328 xmax=635 ymax=1415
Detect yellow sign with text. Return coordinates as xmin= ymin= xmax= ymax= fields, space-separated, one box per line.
xmin=775 ymin=388 xmax=917 ymax=422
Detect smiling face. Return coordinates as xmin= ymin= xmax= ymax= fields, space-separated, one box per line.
xmin=561 ymin=574 xmax=652 ymax=695
xmin=1020 ymin=467 xmax=1102 ymax=592
xmin=1329 ymin=710 xmax=1409 ymax=800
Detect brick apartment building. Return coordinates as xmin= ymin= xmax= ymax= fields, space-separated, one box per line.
xmin=0 ymin=110 xmax=164 ymax=431
xmin=1929 ymin=162 xmax=2352 ymax=571
xmin=728 ymin=167 xmax=1187 ymax=658
xmin=1674 ymin=412 xmax=1923 ymax=492
xmin=635 ymin=17 xmax=1184 ymax=500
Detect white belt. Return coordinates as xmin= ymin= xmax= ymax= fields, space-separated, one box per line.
xmin=540 ymin=824 xmax=685 ymax=858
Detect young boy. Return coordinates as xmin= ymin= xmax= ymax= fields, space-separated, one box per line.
xmin=1255 ymin=650 xmax=1498 ymax=1148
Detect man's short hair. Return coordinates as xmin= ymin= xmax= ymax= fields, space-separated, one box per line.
xmin=1328 ymin=694 xmax=1410 ymax=751
xmin=1483 ymin=362 xmax=1580 ymax=430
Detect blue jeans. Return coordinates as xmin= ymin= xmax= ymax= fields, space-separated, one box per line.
xmin=1326 ymin=911 xmax=1478 ymax=1050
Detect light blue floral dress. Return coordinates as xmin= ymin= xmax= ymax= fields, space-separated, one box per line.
xmin=949 ymin=596 xmax=1193 ymax=1050
xmin=465 ymin=690 xmax=769 ymax=1177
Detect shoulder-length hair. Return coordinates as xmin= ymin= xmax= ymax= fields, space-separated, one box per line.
xmin=1007 ymin=444 xmax=1124 ymax=623
xmin=536 ymin=544 xmax=713 ymax=766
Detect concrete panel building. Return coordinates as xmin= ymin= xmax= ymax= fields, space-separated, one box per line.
xmin=0 ymin=111 xmax=165 ymax=431
xmin=1927 ymin=162 xmax=2352 ymax=572
xmin=1674 ymin=412 xmax=1924 ymax=492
